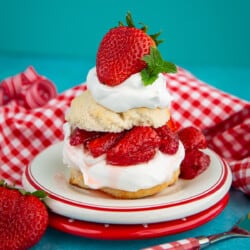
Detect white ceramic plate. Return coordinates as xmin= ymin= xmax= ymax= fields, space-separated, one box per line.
xmin=22 ymin=142 xmax=232 ymax=224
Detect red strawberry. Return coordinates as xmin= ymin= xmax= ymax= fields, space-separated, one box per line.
xmin=0 ymin=181 xmax=48 ymax=250
xmin=70 ymin=127 xmax=103 ymax=146
xmin=96 ymin=12 xmax=176 ymax=86
xmin=178 ymin=126 xmax=207 ymax=151
xmin=106 ymin=126 xmax=160 ymax=166
xmin=166 ymin=117 xmax=179 ymax=131
xmin=87 ymin=132 xmax=125 ymax=158
xmin=180 ymin=149 xmax=210 ymax=179
xmin=97 ymin=26 xmax=155 ymax=86
xmin=155 ymin=125 xmax=179 ymax=154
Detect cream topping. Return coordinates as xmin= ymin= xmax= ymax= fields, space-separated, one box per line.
xmin=87 ymin=67 xmax=172 ymax=113
xmin=63 ymin=123 xmax=185 ymax=192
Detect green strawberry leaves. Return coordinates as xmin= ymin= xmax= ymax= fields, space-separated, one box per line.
xmin=149 ymin=31 xmax=164 ymax=46
xmin=141 ymin=47 xmax=177 ymax=86
xmin=0 ymin=179 xmax=47 ymax=199
xmin=119 ymin=12 xmax=163 ymax=46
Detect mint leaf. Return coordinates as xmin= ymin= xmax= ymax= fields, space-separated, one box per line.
xmin=162 ymin=61 xmax=177 ymax=73
xmin=141 ymin=47 xmax=177 ymax=86
xmin=141 ymin=69 xmax=158 ymax=85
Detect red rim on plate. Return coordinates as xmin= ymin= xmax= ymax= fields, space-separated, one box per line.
xmin=24 ymin=144 xmax=229 ymax=212
xmin=25 ymin=163 xmax=228 ymax=211
xmin=22 ymin=143 xmax=232 ymax=225
xmin=49 ymin=193 xmax=229 ymax=240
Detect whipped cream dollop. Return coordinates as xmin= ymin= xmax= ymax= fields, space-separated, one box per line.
xmin=63 ymin=123 xmax=185 ymax=192
xmin=87 ymin=67 xmax=172 ymax=113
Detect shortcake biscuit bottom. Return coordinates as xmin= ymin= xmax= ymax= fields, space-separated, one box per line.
xmin=69 ymin=168 xmax=180 ymax=199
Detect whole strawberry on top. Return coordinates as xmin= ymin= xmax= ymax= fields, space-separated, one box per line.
xmin=0 ymin=180 xmax=48 ymax=250
xmin=96 ymin=12 xmax=177 ymax=86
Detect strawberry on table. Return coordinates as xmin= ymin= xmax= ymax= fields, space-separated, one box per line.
xmin=96 ymin=12 xmax=176 ymax=86
xmin=0 ymin=180 xmax=48 ymax=250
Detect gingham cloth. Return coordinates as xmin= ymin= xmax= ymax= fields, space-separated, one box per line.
xmin=142 ymin=237 xmax=200 ymax=250
xmin=0 ymin=67 xmax=249 ymax=195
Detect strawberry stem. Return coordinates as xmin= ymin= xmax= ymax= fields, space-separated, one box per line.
xmin=150 ymin=31 xmax=164 ymax=46
xmin=126 ymin=11 xmax=135 ymax=27
xmin=118 ymin=12 xmax=163 ymax=46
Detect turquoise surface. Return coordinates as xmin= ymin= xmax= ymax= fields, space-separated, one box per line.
xmin=34 ymin=190 xmax=249 ymax=250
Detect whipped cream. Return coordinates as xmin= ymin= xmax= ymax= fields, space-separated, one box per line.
xmin=87 ymin=67 xmax=172 ymax=113
xmin=63 ymin=123 xmax=185 ymax=192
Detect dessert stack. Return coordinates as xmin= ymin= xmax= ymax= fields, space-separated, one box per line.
xmin=63 ymin=13 xmax=210 ymax=199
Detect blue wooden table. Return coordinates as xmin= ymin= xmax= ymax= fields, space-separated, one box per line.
xmin=0 ymin=55 xmax=249 ymax=250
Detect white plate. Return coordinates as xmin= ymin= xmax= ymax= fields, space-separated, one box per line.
xmin=22 ymin=142 xmax=232 ymax=224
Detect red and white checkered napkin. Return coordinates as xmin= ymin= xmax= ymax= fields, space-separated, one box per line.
xmin=0 ymin=66 xmax=249 ymax=195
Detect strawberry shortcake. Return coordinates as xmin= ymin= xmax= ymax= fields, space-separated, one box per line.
xmin=63 ymin=13 xmax=209 ymax=199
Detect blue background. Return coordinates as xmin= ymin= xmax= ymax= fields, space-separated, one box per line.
xmin=1 ymin=0 xmax=250 ymax=67
xmin=0 ymin=0 xmax=250 ymax=101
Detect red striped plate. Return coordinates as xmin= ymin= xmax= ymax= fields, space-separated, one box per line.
xmin=22 ymin=142 xmax=232 ymax=225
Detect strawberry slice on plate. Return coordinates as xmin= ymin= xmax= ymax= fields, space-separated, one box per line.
xmin=106 ymin=126 xmax=161 ymax=166
xmin=87 ymin=132 xmax=125 ymax=158
xmin=155 ymin=124 xmax=179 ymax=155
xmin=70 ymin=127 xmax=104 ymax=146
xmin=177 ymin=126 xmax=211 ymax=179
xmin=180 ymin=149 xmax=211 ymax=179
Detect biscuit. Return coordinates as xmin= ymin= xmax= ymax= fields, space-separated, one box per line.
xmin=65 ymin=91 xmax=170 ymax=132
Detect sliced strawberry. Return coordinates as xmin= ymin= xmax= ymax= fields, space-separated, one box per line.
xmin=70 ymin=128 xmax=103 ymax=146
xmin=155 ymin=125 xmax=179 ymax=154
xmin=166 ymin=117 xmax=175 ymax=131
xmin=87 ymin=132 xmax=125 ymax=158
xmin=178 ymin=126 xmax=207 ymax=151
xmin=106 ymin=126 xmax=160 ymax=166
xmin=180 ymin=149 xmax=211 ymax=179
xmin=166 ymin=117 xmax=180 ymax=132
